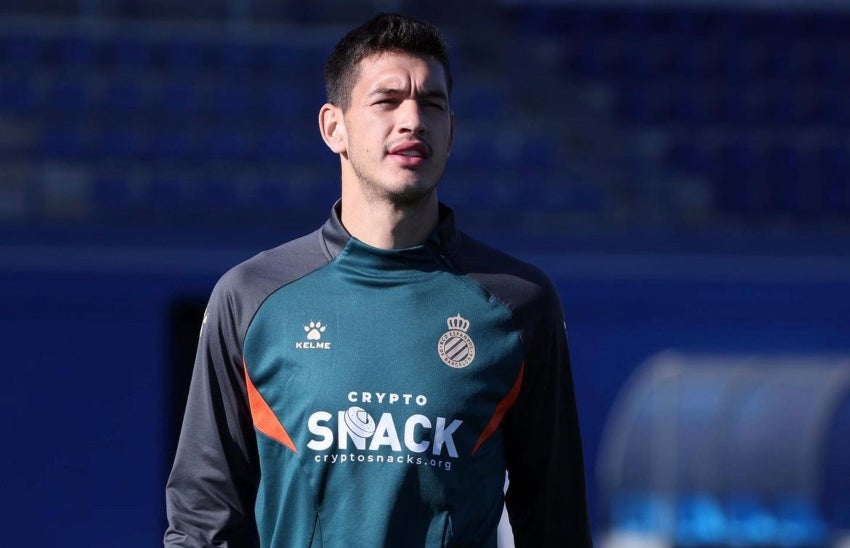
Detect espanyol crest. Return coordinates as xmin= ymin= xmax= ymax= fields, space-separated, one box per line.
xmin=437 ymin=314 xmax=475 ymax=369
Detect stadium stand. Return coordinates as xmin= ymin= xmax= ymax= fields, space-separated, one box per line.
xmin=0 ymin=1 xmax=848 ymax=241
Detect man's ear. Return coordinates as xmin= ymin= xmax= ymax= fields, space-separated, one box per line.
xmin=319 ymin=103 xmax=347 ymax=154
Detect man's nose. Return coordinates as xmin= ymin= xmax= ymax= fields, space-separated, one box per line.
xmin=398 ymin=100 xmax=427 ymax=134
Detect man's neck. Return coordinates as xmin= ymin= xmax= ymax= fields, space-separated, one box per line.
xmin=339 ymin=189 xmax=440 ymax=250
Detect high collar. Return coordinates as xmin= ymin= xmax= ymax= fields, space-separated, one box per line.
xmin=320 ymin=199 xmax=461 ymax=263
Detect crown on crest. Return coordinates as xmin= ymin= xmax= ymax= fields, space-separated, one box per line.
xmin=447 ymin=314 xmax=470 ymax=332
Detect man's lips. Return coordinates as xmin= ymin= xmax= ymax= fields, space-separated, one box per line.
xmin=388 ymin=140 xmax=430 ymax=159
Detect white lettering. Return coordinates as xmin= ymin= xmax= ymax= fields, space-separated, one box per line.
xmin=404 ymin=415 xmax=431 ymax=453
xmin=416 ymin=395 xmax=427 ymax=406
xmin=337 ymin=410 xmax=367 ymax=450
xmin=307 ymin=411 xmax=333 ymax=450
xmin=433 ymin=417 xmax=462 ymax=458
xmin=347 ymin=391 xmax=357 ymax=403
xmin=369 ymin=413 xmax=402 ymax=451
xmin=389 ymin=393 xmax=399 ymax=404
xmin=376 ymin=392 xmax=386 ymax=404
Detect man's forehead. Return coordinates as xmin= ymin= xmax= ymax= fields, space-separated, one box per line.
xmin=354 ymin=51 xmax=447 ymax=89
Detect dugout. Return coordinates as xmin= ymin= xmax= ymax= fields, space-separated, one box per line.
xmin=597 ymin=352 xmax=850 ymax=547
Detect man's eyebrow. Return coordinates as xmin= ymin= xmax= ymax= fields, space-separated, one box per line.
xmin=367 ymin=87 xmax=448 ymax=101
xmin=368 ymin=87 xmax=403 ymax=97
xmin=418 ymin=89 xmax=448 ymax=102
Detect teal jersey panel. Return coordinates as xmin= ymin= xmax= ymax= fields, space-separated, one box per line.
xmin=244 ymin=238 xmax=524 ymax=547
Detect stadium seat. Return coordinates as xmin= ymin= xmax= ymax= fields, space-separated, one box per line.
xmin=0 ymin=79 xmax=39 ymax=115
xmin=90 ymin=178 xmax=135 ymax=211
xmin=104 ymin=37 xmax=153 ymax=72
xmin=94 ymin=128 xmax=150 ymax=162
xmin=154 ymin=82 xmax=204 ymax=123
xmin=43 ymin=78 xmax=95 ymax=117
xmin=200 ymin=130 xmax=253 ymax=163
xmin=206 ymin=83 xmax=257 ymax=122
xmin=149 ymin=128 xmax=199 ymax=162
xmin=0 ymin=35 xmax=44 ymax=68
xmin=100 ymin=81 xmax=150 ymax=116
xmin=817 ymin=145 xmax=850 ymax=214
xmin=39 ymin=126 xmax=90 ymax=161
xmin=47 ymin=34 xmax=99 ymax=70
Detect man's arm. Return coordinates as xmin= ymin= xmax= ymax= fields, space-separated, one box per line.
xmin=164 ymin=280 xmax=260 ymax=547
xmin=502 ymin=283 xmax=593 ymax=547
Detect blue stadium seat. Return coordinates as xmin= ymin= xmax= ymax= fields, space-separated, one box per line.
xmin=667 ymin=141 xmax=711 ymax=176
xmin=149 ymin=129 xmax=199 ymax=162
xmin=100 ymin=82 xmax=150 ymax=115
xmin=94 ymin=129 xmax=150 ymax=161
xmin=47 ymin=35 xmax=99 ymax=69
xmin=0 ymin=35 xmax=44 ymax=68
xmin=43 ymin=78 xmax=95 ymax=116
xmin=104 ymin=37 xmax=153 ymax=72
xmin=817 ymin=145 xmax=850 ymax=214
xmin=618 ymin=85 xmax=670 ymax=125
xmin=154 ymin=82 xmax=203 ymax=123
xmin=200 ymin=130 xmax=253 ymax=163
xmin=148 ymin=178 xmax=190 ymax=212
xmin=252 ymin=180 xmax=290 ymax=210
xmin=196 ymin=180 xmax=239 ymax=209
xmin=163 ymin=38 xmax=209 ymax=74
xmin=214 ymin=41 xmax=258 ymax=81
xmin=0 ymin=79 xmax=38 ymax=114
xmin=260 ymin=85 xmax=309 ymax=124
xmin=253 ymin=42 xmax=302 ymax=79
xmin=765 ymin=144 xmax=809 ymax=214
xmin=207 ymin=83 xmax=257 ymax=121
xmin=39 ymin=126 xmax=90 ymax=161
xmin=714 ymin=143 xmax=766 ymax=213
xmin=451 ymin=87 xmax=509 ymax=121
xmin=90 ymin=178 xmax=135 ymax=211
xmin=669 ymin=84 xmax=714 ymax=125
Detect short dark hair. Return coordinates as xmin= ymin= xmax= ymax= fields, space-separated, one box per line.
xmin=324 ymin=13 xmax=452 ymax=110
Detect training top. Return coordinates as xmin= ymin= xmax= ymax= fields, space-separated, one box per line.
xmin=164 ymin=201 xmax=591 ymax=547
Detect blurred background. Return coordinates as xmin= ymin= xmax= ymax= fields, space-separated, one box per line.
xmin=1 ymin=0 xmax=849 ymax=546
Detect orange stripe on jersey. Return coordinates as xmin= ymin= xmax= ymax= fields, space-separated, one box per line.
xmin=244 ymin=361 xmax=298 ymax=453
xmin=471 ymin=362 xmax=525 ymax=455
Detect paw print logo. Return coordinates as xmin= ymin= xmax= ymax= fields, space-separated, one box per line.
xmin=304 ymin=321 xmax=327 ymax=341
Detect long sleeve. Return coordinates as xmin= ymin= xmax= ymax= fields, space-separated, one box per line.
xmin=164 ymin=278 xmax=261 ymax=547
xmin=502 ymin=282 xmax=592 ymax=547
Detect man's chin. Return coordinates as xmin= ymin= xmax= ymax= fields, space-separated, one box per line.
xmin=386 ymin=184 xmax=437 ymax=208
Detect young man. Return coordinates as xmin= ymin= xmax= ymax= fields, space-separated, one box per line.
xmin=165 ymin=13 xmax=591 ymax=547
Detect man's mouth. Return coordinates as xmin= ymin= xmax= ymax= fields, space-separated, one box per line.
xmin=388 ymin=141 xmax=430 ymax=159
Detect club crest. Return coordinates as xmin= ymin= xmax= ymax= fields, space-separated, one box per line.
xmin=437 ymin=314 xmax=475 ymax=369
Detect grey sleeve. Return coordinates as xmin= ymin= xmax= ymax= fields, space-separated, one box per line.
xmin=164 ymin=275 xmax=261 ymax=547
xmin=502 ymin=281 xmax=593 ymax=547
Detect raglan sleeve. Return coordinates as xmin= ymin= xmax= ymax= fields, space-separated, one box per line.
xmin=502 ymin=277 xmax=593 ymax=547
xmin=164 ymin=274 xmax=261 ymax=547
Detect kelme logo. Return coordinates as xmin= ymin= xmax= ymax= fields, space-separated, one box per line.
xmin=437 ymin=314 xmax=475 ymax=368
xmin=296 ymin=321 xmax=331 ymax=350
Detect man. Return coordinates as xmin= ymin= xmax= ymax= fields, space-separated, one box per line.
xmin=165 ymin=13 xmax=591 ymax=547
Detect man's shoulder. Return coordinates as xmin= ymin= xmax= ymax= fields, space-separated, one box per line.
xmin=455 ymin=231 xmax=554 ymax=291
xmin=214 ymin=227 xmax=330 ymax=303
xmin=453 ymin=231 xmax=566 ymax=339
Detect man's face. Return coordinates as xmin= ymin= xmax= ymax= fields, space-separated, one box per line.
xmin=336 ymin=51 xmax=454 ymax=206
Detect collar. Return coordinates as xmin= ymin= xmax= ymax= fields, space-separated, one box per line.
xmin=320 ymin=199 xmax=461 ymax=262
